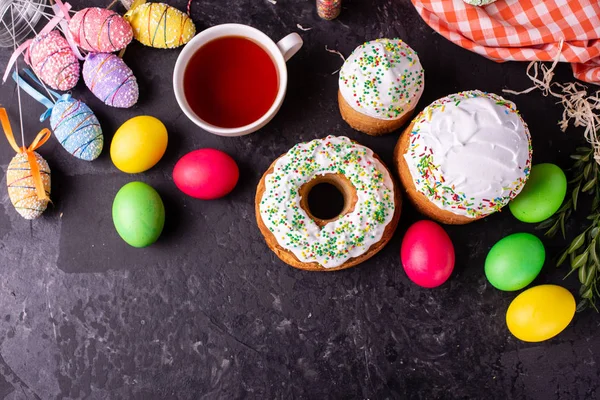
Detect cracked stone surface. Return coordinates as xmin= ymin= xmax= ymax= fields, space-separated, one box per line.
xmin=0 ymin=0 xmax=599 ymax=399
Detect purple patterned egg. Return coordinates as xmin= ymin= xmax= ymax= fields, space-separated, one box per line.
xmin=82 ymin=53 xmax=138 ymax=108
xmin=28 ymin=30 xmax=80 ymax=91
xmin=69 ymin=8 xmax=133 ymax=53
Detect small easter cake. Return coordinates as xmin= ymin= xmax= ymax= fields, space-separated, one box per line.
xmin=394 ymin=90 xmax=532 ymax=225
xmin=338 ymin=38 xmax=424 ymax=136
xmin=256 ymin=136 xmax=401 ymax=271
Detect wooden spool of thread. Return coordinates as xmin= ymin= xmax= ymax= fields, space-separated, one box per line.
xmin=316 ymin=0 xmax=341 ymax=20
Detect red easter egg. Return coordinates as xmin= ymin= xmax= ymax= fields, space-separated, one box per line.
xmin=400 ymin=220 xmax=455 ymax=288
xmin=173 ymin=149 xmax=239 ymax=199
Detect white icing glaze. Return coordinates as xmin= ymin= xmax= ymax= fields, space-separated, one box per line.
xmin=259 ymin=136 xmax=396 ymax=268
xmin=403 ymin=90 xmax=532 ymax=218
xmin=339 ymin=38 xmax=424 ymax=120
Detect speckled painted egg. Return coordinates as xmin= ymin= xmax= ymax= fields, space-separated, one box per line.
xmin=173 ymin=149 xmax=239 ymax=199
xmin=50 ymin=97 xmax=103 ymax=161
xmin=124 ymin=2 xmax=195 ymax=49
xmin=506 ymin=285 xmax=575 ymax=342
xmin=509 ymin=163 xmax=567 ymax=223
xmin=110 ymin=116 xmax=168 ymax=173
xmin=28 ymin=30 xmax=79 ymax=91
xmin=69 ymin=7 xmax=133 ymax=53
xmin=82 ymin=53 xmax=138 ymax=108
xmin=484 ymin=233 xmax=545 ymax=291
xmin=7 ymin=152 xmax=51 ymax=220
xmin=112 ymin=181 xmax=165 ymax=247
xmin=401 ymin=220 xmax=455 ymax=288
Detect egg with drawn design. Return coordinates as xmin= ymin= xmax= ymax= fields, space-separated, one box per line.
xmin=49 ymin=96 xmax=103 ymax=161
xmin=69 ymin=7 xmax=133 ymax=53
xmin=82 ymin=53 xmax=138 ymax=108
xmin=124 ymin=2 xmax=196 ymax=49
xmin=28 ymin=30 xmax=79 ymax=91
xmin=7 ymin=152 xmax=51 ymax=220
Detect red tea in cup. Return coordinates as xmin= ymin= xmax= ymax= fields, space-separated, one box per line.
xmin=183 ymin=36 xmax=279 ymax=129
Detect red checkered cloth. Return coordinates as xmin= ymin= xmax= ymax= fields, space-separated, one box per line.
xmin=411 ymin=0 xmax=600 ymax=83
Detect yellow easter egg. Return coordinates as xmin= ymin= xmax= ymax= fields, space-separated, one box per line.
xmin=506 ymin=284 xmax=575 ymax=342
xmin=124 ymin=2 xmax=196 ymax=49
xmin=110 ymin=116 xmax=168 ymax=173
xmin=7 ymin=152 xmax=51 ymax=220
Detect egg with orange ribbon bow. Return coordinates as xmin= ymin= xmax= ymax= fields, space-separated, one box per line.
xmin=7 ymin=152 xmax=51 ymax=220
xmin=0 ymin=108 xmax=52 ymax=220
xmin=69 ymin=7 xmax=133 ymax=53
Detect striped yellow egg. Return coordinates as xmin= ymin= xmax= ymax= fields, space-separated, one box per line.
xmin=125 ymin=2 xmax=195 ymax=49
xmin=7 ymin=152 xmax=51 ymax=220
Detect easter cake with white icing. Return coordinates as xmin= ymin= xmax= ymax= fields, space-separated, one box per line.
xmin=255 ymin=136 xmax=401 ymax=271
xmin=394 ymin=90 xmax=532 ymax=224
xmin=338 ymin=38 xmax=425 ymax=136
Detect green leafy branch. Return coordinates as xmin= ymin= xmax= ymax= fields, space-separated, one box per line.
xmin=537 ymin=146 xmax=600 ymax=312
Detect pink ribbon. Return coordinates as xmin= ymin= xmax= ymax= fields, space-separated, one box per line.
xmin=53 ymin=4 xmax=85 ymax=60
xmin=53 ymin=0 xmax=72 ymax=22
xmin=2 ymin=39 xmax=32 ymax=84
xmin=2 ymin=1 xmax=83 ymax=84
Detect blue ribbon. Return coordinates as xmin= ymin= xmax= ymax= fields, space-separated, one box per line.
xmin=22 ymin=69 xmax=62 ymax=99
xmin=12 ymin=69 xmax=71 ymax=122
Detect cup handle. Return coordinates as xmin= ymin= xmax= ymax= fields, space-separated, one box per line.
xmin=277 ymin=33 xmax=303 ymax=62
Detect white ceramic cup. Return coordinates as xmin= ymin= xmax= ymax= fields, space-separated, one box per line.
xmin=173 ymin=24 xmax=303 ymax=137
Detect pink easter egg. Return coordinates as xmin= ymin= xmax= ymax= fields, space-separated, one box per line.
xmin=69 ymin=7 xmax=133 ymax=53
xmin=83 ymin=53 xmax=138 ymax=108
xmin=28 ymin=30 xmax=79 ymax=91
xmin=173 ymin=149 xmax=239 ymax=199
xmin=400 ymin=220 xmax=455 ymax=288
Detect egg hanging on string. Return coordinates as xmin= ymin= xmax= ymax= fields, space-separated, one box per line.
xmin=7 ymin=152 xmax=51 ymax=220
xmin=50 ymin=97 xmax=104 ymax=161
xmin=124 ymin=1 xmax=196 ymax=49
xmin=82 ymin=53 xmax=139 ymax=108
xmin=69 ymin=7 xmax=133 ymax=53
xmin=12 ymin=69 xmax=104 ymax=161
xmin=28 ymin=30 xmax=80 ymax=91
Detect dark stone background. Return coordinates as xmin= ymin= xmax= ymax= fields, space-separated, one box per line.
xmin=0 ymin=0 xmax=599 ymax=398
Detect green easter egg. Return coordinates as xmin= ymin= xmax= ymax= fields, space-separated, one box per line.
xmin=485 ymin=233 xmax=545 ymax=291
xmin=509 ymin=163 xmax=567 ymax=223
xmin=112 ymin=181 xmax=165 ymax=248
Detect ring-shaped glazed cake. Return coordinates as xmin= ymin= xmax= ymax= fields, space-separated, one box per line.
xmin=255 ymin=136 xmax=401 ymax=271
